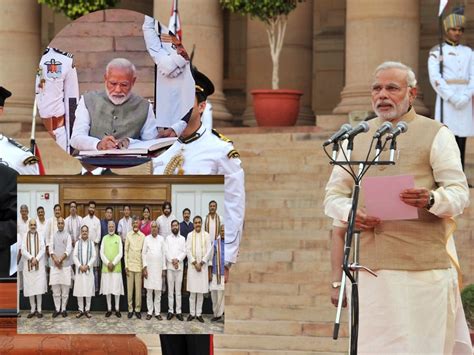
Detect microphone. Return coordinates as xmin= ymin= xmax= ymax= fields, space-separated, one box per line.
xmin=373 ymin=121 xmax=393 ymax=139
xmin=387 ymin=121 xmax=408 ymax=140
xmin=323 ymin=123 xmax=353 ymax=147
xmin=342 ymin=121 xmax=370 ymax=141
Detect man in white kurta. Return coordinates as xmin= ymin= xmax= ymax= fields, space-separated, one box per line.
xmin=65 ymin=201 xmax=82 ymax=247
xmin=186 ymin=216 xmax=212 ymax=322
xmin=81 ymin=201 xmax=101 ymax=292
xmin=210 ymin=224 xmax=225 ymax=322
xmin=21 ymin=219 xmax=47 ymax=318
xmin=125 ymin=219 xmax=145 ymax=319
xmin=36 ymin=206 xmax=48 ymax=243
xmin=45 ymin=204 xmax=62 ymax=262
xmin=49 ymin=217 xmax=72 ymax=317
xmin=100 ymin=221 xmax=124 ymax=318
xmin=117 ymin=205 xmax=133 ymax=243
xmin=204 ymin=200 xmax=221 ymax=241
xmin=324 ymin=62 xmax=472 ymax=354
xmin=17 ymin=204 xmax=29 ymax=291
xmin=73 ymin=225 xmax=96 ymax=318
xmin=142 ymin=221 xmax=167 ymax=320
xmin=165 ymin=220 xmax=186 ymax=321
xmin=428 ymin=10 xmax=474 ymax=170
xmin=156 ymin=201 xmax=176 ymax=240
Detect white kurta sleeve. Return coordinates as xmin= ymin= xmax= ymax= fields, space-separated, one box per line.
xmin=94 ymin=220 xmax=101 ymax=245
xmin=73 ymin=243 xmax=81 ymax=267
xmin=21 ymin=234 xmax=33 ymax=261
xmin=161 ymin=239 xmax=167 ymax=270
xmin=88 ymin=243 xmax=96 ymax=269
xmin=142 ymin=238 xmax=148 ymax=268
xmin=428 ymin=127 xmax=470 ymax=217
xmin=100 ymin=239 xmax=109 ymax=264
xmin=428 ymin=46 xmax=457 ymax=102
xmin=217 ymin=146 xmax=245 ymax=264
xmin=178 ymin=237 xmax=186 ymax=262
xmin=202 ymin=233 xmax=213 ymax=265
xmin=70 ymin=96 xmax=101 ymax=151
xmin=186 ymin=233 xmax=195 ymax=264
xmin=37 ymin=236 xmax=45 ymax=262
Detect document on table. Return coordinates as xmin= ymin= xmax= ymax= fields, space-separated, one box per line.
xmin=361 ymin=174 xmax=419 ymax=221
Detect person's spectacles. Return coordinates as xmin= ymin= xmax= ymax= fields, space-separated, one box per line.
xmin=371 ymin=84 xmax=407 ymax=94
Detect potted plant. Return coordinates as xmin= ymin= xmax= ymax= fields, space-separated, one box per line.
xmin=38 ymin=0 xmax=119 ymax=20
xmin=461 ymin=284 xmax=474 ymax=344
xmin=220 ymin=0 xmax=304 ymax=126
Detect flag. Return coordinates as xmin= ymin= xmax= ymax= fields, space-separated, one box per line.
xmin=438 ymin=0 xmax=449 ymax=16
xmin=32 ymin=143 xmax=46 ymax=175
xmin=168 ymin=0 xmax=182 ymax=40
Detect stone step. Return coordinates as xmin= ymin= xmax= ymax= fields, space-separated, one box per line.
xmin=237 ymin=250 xmax=331 ymax=263
xmin=214 ymin=334 xmax=348 ymax=353
xmin=243 ymin=218 xmax=332 ymax=231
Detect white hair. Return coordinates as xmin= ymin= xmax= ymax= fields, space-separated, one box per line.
xmin=105 ymin=58 xmax=136 ymax=77
xmin=374 ymin=61 xmax=417 ymax=88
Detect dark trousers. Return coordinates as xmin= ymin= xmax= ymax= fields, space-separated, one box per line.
xmin=455 ymin=135 xmax=466 ymax=170
xmin=160 ymin=335 xmax=212 ymax=355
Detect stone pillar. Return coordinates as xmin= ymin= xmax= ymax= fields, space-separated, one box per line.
xmin=0 ymin=0 xmax=41 ymax=135
xmin=243 ymin=1 xmax=315 ymax=126
xmin=153 ymin=0 xmax=233 ymax=126
xmin=333 ymin=0 xmax=429 ymax=115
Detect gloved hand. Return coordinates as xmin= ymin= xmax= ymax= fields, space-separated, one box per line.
xmin=450 ymin=94 xmax=470 ymax=109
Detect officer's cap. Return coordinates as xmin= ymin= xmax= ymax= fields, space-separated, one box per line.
xmin=192 ymin=68 xmax=214 ymax=102
xmin=0 ymin=87 xmax=12 ymax=107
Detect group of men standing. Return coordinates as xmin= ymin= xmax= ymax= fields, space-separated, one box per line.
xmin=18 ymin=200 xmax=226 ymax=324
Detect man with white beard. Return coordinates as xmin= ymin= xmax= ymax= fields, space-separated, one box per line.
xmin=65 ymin=201 xmax=82 ymax=247
xmin=142 ymin=221 xmax=166 ymax=320
xmin=49 ymin=217 xmax=72 ymax=318
xmin=70 ymin=58 xmax=158 ymax=152
xmin=73 ymin=225 xmax=96 ymax=318
xmin=22 ymin=219 xmax=47 ymax=318
xmin=186 ymin=216 xmax=212 ymax=323
xmin=100 ymin=221 xmax=124 ymax=318
xmin=165 ymin=220 xmax=186 ymax=321
xmin=81 ymin=201 xmax=101 ymax=293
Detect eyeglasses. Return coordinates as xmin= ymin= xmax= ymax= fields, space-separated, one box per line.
xmin=371 ymin=84 xmax=408 ymax=94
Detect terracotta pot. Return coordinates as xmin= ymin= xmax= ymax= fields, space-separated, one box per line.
xmin=251 ymin=89 xmax=303 ymax=127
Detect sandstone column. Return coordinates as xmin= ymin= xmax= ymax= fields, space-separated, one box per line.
xmin=153 ymin=0 xmax=233 ymax=126
xmin=333 ymin=0 xmax=428 ymax=115
xmin=0 ymin=0 xmax=41 ymax=135
xmin=243 ymin=1 xmax=315 ymax=126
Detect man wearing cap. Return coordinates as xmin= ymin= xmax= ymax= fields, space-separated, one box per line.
xmin=428 ymin=7 xmax=474 ymax=170
xmin=155 ymin=69 xmax=244 ymax=355
xmin=0 ymin=87 xmax=40 ymax=175
xmin=35 ymin=47 xmax=79 ymax=152
xmin=70 ymin=58 xmax=158 ymax=152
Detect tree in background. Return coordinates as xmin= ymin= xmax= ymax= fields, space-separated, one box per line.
xmin=38 ymin=0 xmax=120 ymax=20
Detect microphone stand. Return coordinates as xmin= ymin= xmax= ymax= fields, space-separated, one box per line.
xmin=326 ymin=137 xmax=396 ymax=355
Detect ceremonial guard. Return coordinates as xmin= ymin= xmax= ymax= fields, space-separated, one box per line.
xmin=185 ymin=216 xmax=212 ymax=323
xmin=73 ymin=225 xmax=96 ymax=318
xmin=0 ymin=87 xmax=40 ymax=175
xmin=210 ymin=224 xmax=225 ymax=322
xmin=22 ymin=219 xmax=47 ymax=318
xmin=35 ymin=47 xmax=79 ymax=152
xmin=100 ymin=221 xmax=124 ymax=317
xmin=142 ymin=221 xmax=167 ymax=320
xmin=143 ymin=15 xmax=194 ymax=137
xmin=428 ymin=7 xmax=474 ymax=169
xmin=164 ymin=220 xmax=186 ymax=321
xmin=49 ymin=217 xmax=73 ymax=318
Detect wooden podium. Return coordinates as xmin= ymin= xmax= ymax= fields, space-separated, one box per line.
xmin=0 ymin=280 xmax=148 ymax=354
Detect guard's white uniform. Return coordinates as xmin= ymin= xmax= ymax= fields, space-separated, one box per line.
xmin=153 ymin=125 xmax=245 ymax=264
xmin=35 ymin=47 xmax=79 ymax=151
xmin=0 ymin=135 xmax=39 ymax=175
xmin=428 ymin=42 xmax=474 ymax=136
xmin=142 ymin=15 xmax=194 ymax=136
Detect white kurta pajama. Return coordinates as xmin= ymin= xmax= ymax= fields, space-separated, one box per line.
xmin=22 ymin=232 xmax=47 ymax=297
xmin=324 ymin=120 xmax=472 ymax=354
xmin=100 ymin=235 xmax=124 ymax=296
xmin=142 ymin=234 xmax=167 ymax=315
xmin=186 ymin=230 xmax=212 ymax=317
xmin=165 ymin=233 xmax=186 ymax=314
xmin=73 ymin=239 xmax=96 ymax=298
xmin=49 ymin=230 xmax=73 ymax=312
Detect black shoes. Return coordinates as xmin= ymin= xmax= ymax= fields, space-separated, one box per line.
xmin=196 ymin=316 xmax=204 ymax=323
xmin=52 ymin=311 xmax=60 ymax=318
xmin=155 ymin=314 xmax=163 ymax=320
xmin=62 ymin=310 xmax=68 ymax=318
xmin=176 ymin=313 xmax=184 ymax=321
xmin=105 ymin=311 xmax=112 ymax=318
xmin=27 ymin=312 xmax=36 ymax=319
xmin=211 ymin=316 xmax=222 ymax=322
xmin=135 ymin=312 xmax=142 ymax=319
xmin=146 ymin=314 xmax=152 ymax=320
xmin=127 ymin=312 xmax=133 ymax=319
xmin=187 ymin=315 xmax=195 ymax=321
xmin=85 ymin=311 xmax=92 ymax=318
xmin=115 ymin=311 xmax=121 ymax=318
xmin=37 ymin=312 xmax=43 ymax=318
xmin=167 ymin=312 xmax=174 ymax=320
xmin=76 ymin=312 xmax=84 ymax=319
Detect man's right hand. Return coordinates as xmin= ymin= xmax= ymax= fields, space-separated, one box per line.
xmin=331 ymin=286 xmax=347 ymax=308
xmin=97 ymin=136 xmax=119 ymax=150
xmin=354 ymin=209 xmax=380 ymax=230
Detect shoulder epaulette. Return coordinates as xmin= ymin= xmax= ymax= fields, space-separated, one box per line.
xmin=23 ymin=156 xmax=39 ymax=166
xmin=429 ymin=44 xmax=440 ymax=53
xmin=43 ymin=47 xmax=50 ymax=55
xmin=52 ymin=47 xmax=74 ymax=58
xmin=7 ymin=137 xmax=31 ymax=153
xmin=227 ymin=149 xmax=240 ymax=159
xmin=212 ymin=129 xmax=233 ymax=143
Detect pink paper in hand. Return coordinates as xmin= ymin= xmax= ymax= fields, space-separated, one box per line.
xmin=361 ymin=175 xmax=419 ymax=221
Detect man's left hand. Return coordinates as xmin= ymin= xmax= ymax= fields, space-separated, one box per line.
xmin=158 ymin=128 xmax=177 ymax=138
xmin=117 ymin=138 xmax=130 ymax=149
xmin=400 ymin=188 xmax=430 ymax=208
